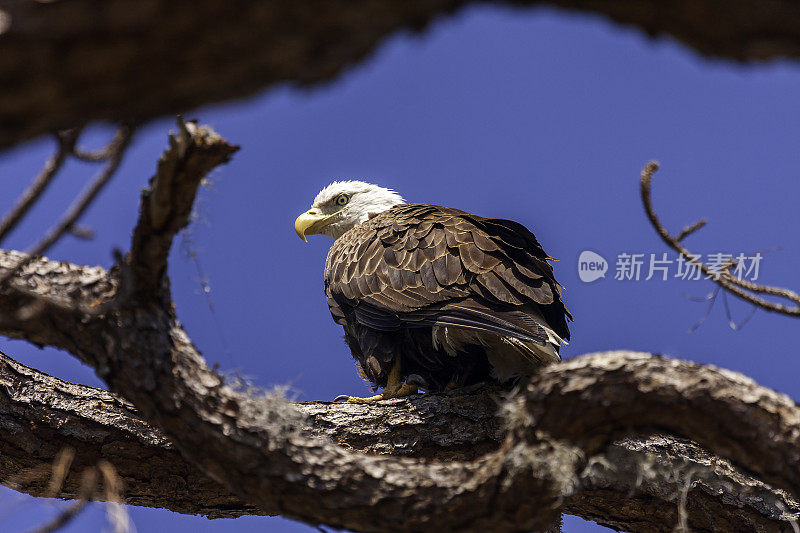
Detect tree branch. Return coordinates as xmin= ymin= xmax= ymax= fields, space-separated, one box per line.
xmin=641 ymin=161 xmax=800 ymax=317
xmin=1 ymin=348 xmax=798 ymax=531
xmin=0 ymin=130 xmax=79 ymax=245
xmin=0 ymin=349 xmax=260 ymax=518
xmin=3 ymin=0 xmax=800 ymax=149
xmin=0 ymin=125 xmax=133 ymax=289
xmin=129 ymin=118 xmax=239 ymax=297
xmin=25 ymin=467 xmax=98 ymax=533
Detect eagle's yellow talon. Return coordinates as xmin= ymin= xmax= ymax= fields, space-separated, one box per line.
xmin=345 ymin=394 xmax=384 ymax=404
xmin=343 ymin=360 xmax=418 ymax=403
xmin=345 ymin=383 xmax=418 ymax=403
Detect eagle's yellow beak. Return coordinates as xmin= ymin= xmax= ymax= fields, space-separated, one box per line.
xmin=294 ymin=210 xmax=331 ymax=242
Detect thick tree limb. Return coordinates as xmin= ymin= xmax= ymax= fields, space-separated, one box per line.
xmin=2 ymin=0 xmax=800 ymax=149
xmin=0 ymin=349 xmax=261 ymax=519
xmin=2 ymin=123 xmax=800 ymax=532
xmin=1 ymin=347 xmax=798 ymax=531
xmin=522 ymin=353 xmax=800 ymax=500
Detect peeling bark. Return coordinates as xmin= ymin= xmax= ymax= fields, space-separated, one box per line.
xmin=2 ymin=0 xmax=800 ymax=148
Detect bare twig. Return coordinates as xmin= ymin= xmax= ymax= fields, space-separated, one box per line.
xmin=0 ymin=124 xmax=135 ymax=321
xmin=721 ymin=290 xmax=757 ymax=330
xmin=640 ymin=161 xmax=800 ymax=317
xmin=67 ymin=224 xmax=95 ymax=240
xmin=25 ymin=468 xmax=98 ymax=533
xmin=685 ymin=288 xmax=720 ymax=333
xmin=0 ymin=130 xmax=79 ymax=245
xmin=685 ymin=287 xmax=758 ymax=332
xmin=0 ymin=125 xmax=134 ymax=289
xmin=26 ymin=500 xmax=88 ymax=533
xmin=71 ymin=127 xmax=131 ymax=163
xmin=675 ymin=219 xmax=707 ymax=242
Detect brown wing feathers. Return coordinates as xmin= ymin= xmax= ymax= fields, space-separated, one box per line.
xmin=325 ymin=203 xmax=571 ymax=347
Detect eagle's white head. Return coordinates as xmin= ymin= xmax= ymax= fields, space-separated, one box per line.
xmin=294 ymin=181 xmax=405 ymax=241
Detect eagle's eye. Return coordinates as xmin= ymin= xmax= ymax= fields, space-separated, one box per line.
xmin=335 ymin=194 xmax=350 ymax=206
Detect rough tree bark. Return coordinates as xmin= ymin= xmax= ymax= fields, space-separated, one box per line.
xmin=1 ymin=120 xmax=799 ymax=532
xmin=2 ymin=0 xmax=800 ymax=149
xmin=1 ymin=350 xmax=798 ymax=531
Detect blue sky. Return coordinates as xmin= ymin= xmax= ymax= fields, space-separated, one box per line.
xmin=1 ymin=5 xmax=799 ymax=532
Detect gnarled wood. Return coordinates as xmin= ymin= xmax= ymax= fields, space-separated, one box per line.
xmin=1 ymin=346 xmax=798 ymax=531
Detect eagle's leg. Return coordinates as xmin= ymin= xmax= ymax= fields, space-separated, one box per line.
xmin=343 ymin=359 xmax=418 ymax=403
xmin=444 ymin=374 xmax=469 ymax=391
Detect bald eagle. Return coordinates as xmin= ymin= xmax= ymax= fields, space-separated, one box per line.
xmin=295 ymin=181 xmax=571 ymax=403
